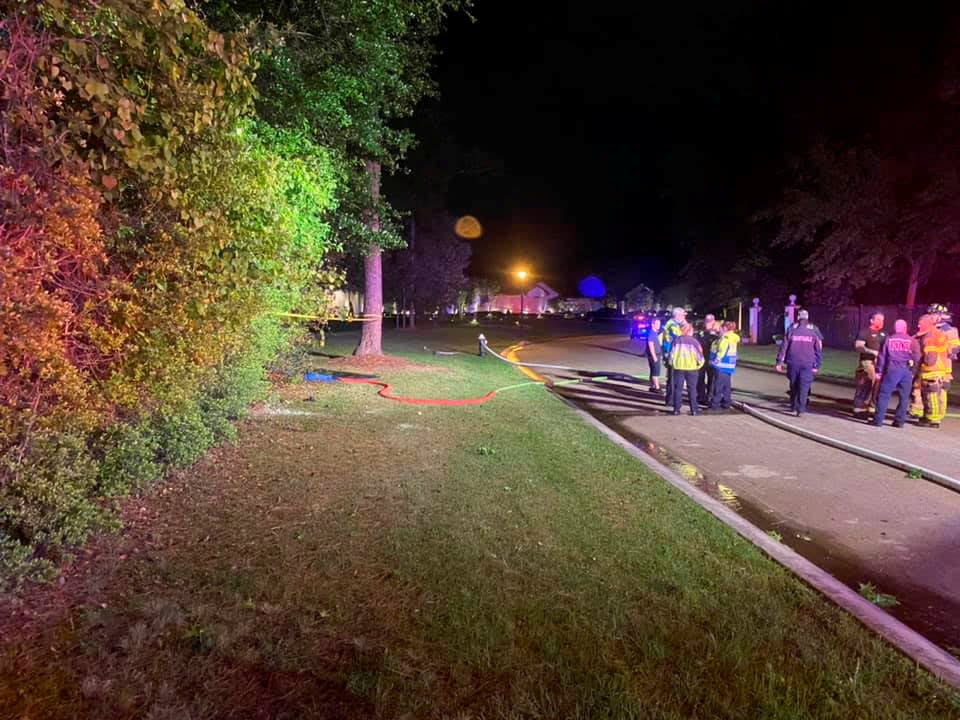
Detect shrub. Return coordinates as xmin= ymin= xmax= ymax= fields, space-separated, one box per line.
xmin=151 ymin=406 xmax=216 ymax=469
xmin=95 ymin=423 xmax=162 ymax=497
xmin=0 ymin=433 xmax=110 ymax=551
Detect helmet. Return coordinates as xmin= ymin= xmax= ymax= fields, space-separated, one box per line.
xmin=927 ymin=303 xmax=949 ymax=315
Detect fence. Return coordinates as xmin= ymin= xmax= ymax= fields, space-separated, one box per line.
xmin=748 ymin=302 xmax=960 ymax=349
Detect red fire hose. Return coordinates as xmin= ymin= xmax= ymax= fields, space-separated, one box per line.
xmin=338 ymin=377 xmax=497 ymax=405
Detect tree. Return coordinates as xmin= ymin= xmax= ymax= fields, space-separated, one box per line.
xmin=383 ymin=211 xmax=471 ymax=318
xmin=201 ymin=0 xmax=471 ymax=354
xmin=768 ymin=34 xmax=960 ymax=307
xmin=624 ymin=284 xmax=656 ymax=312
xmin=770 ymin=136 xmax=960 ymax=307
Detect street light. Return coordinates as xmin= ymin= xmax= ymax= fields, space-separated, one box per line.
xmin=515 ymin=269 xmax=529 ymax=315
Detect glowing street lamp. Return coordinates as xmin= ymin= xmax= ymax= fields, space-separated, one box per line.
xmin=515 ymin=269 xmax=529 ymax=315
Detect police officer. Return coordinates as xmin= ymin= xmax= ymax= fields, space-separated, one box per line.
xmin=775 ymin=309 xmax=823 ymax=417
xmin=871 ymin=319 xmax=920 ymax=428
xmin=660 ymin=307 xmax=686 ymax=406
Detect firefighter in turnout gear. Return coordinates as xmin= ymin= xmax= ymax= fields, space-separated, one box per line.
xmin=909 ymin=304 xmax=958 ymax=418
xmin=916 ymin=313 xmax=953 ymax=428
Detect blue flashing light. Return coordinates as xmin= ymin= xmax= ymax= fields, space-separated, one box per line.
xmin=578 ymin=275 xmax=606 ymax=298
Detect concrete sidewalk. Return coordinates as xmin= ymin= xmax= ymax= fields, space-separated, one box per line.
xmin=514 ymin=335 xmax=960 ymax=651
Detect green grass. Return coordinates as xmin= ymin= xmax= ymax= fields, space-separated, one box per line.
xmin=2 ymin=324 xmax=957 ymax=719
xmin=738 ymin=343 xmax=860 ymax=380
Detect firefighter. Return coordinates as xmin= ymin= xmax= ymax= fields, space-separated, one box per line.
xmin=909 ymin=303 xmax=958 ymax=418
xmin=669 ymin=322 xmax=704 ymax=415
xmin=916 ymin=313 xmax=953 ymax=428
xmin=696 ymin=314 xmax=720 ymax=407
xmin=871 ymin=319 xmax=920 ymax=428
xmin=660 ymin=307 xmax=686 ymax=406
xmin=852 ymin=312 xmax=885 ymax=416
xmin=708 ymin=321 xmax=740 ymax=412
xmin=930 ymin=303 xmax=959 ymax=360
xmin=775 ymin=309 xmax=823 ymax=417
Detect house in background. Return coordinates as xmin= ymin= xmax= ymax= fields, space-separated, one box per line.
xmin=556 ymin=297 xmax=603 ymax=314
xmin=473 ymin=282 xmax=560 ymax=314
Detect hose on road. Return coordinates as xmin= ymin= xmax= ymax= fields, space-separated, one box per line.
xmin=481 ymin=336 xmax=960 ymax=494
xmin=733 ymin=401 xmax=960 ymax=494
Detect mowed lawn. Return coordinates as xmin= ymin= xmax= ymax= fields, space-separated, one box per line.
xmin=738 ymin=343 xmax=859 ymax=380
xmin=2 ymin=323 xmax=958 ymax=719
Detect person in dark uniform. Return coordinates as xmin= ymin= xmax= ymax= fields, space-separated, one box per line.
xmin=775 ymin=309 xmax=823 ymax=417
xmin=853 ymin=312 xmax=886 ymax=415
xmin=871 ymin=319 xmax=921 ymax=428
xmin=696 ymin=314 xmax=720 ymax=407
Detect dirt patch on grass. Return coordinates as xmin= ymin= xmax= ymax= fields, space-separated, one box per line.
xmin=322 ymin=354 xmax=438 ymax=372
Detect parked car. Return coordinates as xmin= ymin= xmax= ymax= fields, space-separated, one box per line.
xmin=629 ymin=313 xmax=651 ymax=339
xmin=585 ymin=307 xmax=626 ymax=323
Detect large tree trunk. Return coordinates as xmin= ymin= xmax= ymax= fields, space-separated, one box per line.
xmin=355 ymin=161 xmax=383 ymax=356
xmin=905 ymin=258 xmax=920 ymax=308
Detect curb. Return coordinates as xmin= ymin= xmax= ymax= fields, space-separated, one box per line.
xmin=551 ymin=391 xmax=960 ymax=689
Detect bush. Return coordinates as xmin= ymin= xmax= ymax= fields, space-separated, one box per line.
xmin=0 ymin=531 xmax=53 ymax=591
xmin=0 ymin=433 xmax=111 ymax=551
xmin=95 ymin=423 xmax=162 ymax=497
xmin=151 ymin=406 xmax=216 ymax=469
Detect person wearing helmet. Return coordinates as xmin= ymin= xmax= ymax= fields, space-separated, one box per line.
xmin=775 ymin=309 xmax=823 ymax=417
xmin=916 ymin=313 xmax=953 ymax=428
xmin=929 ymin=303 xmax=959 ymax=361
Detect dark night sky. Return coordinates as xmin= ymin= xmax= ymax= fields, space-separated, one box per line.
xmin=401 ymin=1 xmax=954 ymax=297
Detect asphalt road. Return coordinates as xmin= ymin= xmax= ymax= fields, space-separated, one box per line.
xmin=514 ymin=333 xmax=960 ymax=651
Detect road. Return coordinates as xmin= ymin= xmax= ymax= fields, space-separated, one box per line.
xmin=514 ymin=333 xmax=960 ymax=651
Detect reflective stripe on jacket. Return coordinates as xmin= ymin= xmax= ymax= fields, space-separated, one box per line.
xmin=920 ymin=328 xmax=952 ymax=380
xmin=670 ymin=335 xmax=704 ymax=371
xmin=710 ymin=332 xmax=740 ymax=374
xmin=660 ymin=319 xmax=683 ymax=355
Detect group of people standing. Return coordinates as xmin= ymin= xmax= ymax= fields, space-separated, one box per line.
xmin=643 ymin=308 xmax=740 ymax=415
xmin=845 ymin=304 xmax=957 ymax=428
xmin=638 ymin=302 xmax=956 ymax=426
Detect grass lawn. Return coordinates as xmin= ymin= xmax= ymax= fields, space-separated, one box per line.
xmin=738 ymin=343 xmax=859 ymax=381
xmin=2 ymin=323 xmax=958 ymax=719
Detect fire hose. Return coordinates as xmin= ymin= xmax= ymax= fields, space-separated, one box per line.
xmin=478 ymin=336 xmax=960 ymax=494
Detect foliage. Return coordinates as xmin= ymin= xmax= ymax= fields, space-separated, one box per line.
xmin=766 ymin=47 xmax=960 ymax=306
xmin=383 ymin=211 xmax=471 ymax=311
xmin=624 ymin=283 xmax=656 ymax=311
xmin=0 ymin=0 xmax=341 ymax=582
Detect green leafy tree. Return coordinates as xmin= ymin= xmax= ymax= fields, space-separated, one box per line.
xmin=383 ymin=211 xmax=471 ymax=317
xmin=202 ymin=0 xmax=472 ymax=354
